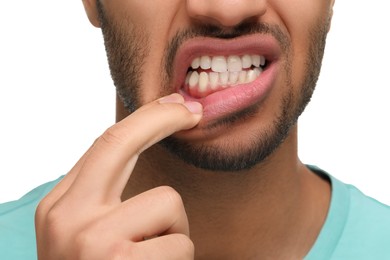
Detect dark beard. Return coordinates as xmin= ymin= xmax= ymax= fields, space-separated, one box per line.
xmin=97 ymin=1 xmax=148 ymax=113
xmin=97 ymin=2 xmax=329 ymax=172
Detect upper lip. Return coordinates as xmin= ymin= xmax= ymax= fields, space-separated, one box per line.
xmin=172 ymin=34 xmax=282 ymax=95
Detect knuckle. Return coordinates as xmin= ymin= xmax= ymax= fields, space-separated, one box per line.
xmin=157 ymin=186 xmax=184 ymax=211
xmin=174 ymin=234 xmax=195 ymax=258
xmin=35 ymin=198 xmax=50 ymax=221
xmin=44 ymin=206 xmax=65 ymax=234
xmin=109 ymin=241 xmax=137 ymax=260
xmin=36 ymin=205 xmax=68 ymax=244
xmin=74 ymin=227 xmax=97 ymax=253
xmin=45 ymin=204 xmax=63 ymax=225
xmin=100 ymin=125 xmax=126 ymax=147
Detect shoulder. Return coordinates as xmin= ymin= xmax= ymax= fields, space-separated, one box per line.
xmin=336 ymin=184 xmax=390 ymax=256
xmin=347 ymin=183 xmax=390 ymax=223
xmin=306 ymin=166 xmax=390 ymax=259
xmin=0 ymin=176 xmax=63 ymax=260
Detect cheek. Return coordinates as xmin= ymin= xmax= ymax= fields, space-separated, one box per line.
xmin=271 ymin=0 xmax=331 ymax=84
xmin=272 ymin=0 xmax=331 ymax=35
xmin=106 ymin=0 xmax=183 ymax=103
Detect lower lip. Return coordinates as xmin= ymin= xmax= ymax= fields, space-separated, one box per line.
xmin=179 ymin=62 xmax=279 ymax=124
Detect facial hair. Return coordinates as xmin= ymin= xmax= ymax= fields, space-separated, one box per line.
xmin=97 ymin=2 xmax=329 ymax=172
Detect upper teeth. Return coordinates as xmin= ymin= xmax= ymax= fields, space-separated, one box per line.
xmin=190 ymin=54 xmax=266 ymax=73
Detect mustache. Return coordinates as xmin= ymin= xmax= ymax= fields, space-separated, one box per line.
xmin=163 ymin=21 xmax=290 ymax=80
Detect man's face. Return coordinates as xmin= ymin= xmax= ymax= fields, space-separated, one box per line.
xmin=86 ymin=0 xmax=334 ymax=171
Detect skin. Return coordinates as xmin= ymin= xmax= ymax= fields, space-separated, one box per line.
xmin=36 ymin=0 xmax=335 ymax=259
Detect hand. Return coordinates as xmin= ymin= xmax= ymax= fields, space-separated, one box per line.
xmin=35 ymin=94 xmax=202 ymax=259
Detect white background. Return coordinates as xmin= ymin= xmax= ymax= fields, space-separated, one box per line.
xmin=0 ymin=1 xmax=389 ymax=204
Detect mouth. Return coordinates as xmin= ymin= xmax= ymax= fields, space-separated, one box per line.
xmin=185 ymin=54 xmax=267 ymax=98
xmin=172 ymin=34 xmax=281 ymax=123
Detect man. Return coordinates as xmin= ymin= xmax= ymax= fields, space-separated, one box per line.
xmin=1 ymin=0 xmax=389 ymax=259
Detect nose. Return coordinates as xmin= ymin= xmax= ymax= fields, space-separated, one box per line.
xmin=186 ymin=0 xmax=267 ymax=28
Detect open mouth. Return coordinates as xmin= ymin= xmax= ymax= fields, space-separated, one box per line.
xmin=184 ymin=54 xmax=268 ymax=98
xmin=172 ymin=35 xmax=281 ymax=122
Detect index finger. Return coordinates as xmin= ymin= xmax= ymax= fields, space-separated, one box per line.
xmin=65 ymin=94 xmax=202 ymax=203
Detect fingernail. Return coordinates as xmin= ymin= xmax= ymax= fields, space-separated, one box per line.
xmin=183 ymin=101 xmax=203 ymax=114
xmin=158 ymin=93 xmax=184 ymax=104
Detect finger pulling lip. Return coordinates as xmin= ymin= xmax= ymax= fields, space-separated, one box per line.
xmin=172 ymin=34 xmax=282 ymax=124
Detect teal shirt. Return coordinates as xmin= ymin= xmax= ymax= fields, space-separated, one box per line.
xmin=1 ymin=168 xmax=389 ymax=259
xmin=0 ymin=177 xmax=61 ymax=260
xmin=306 ymin=166 xmax=390 ymax=259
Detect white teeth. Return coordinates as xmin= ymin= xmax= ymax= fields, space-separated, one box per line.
xmin=191 ymin=57 xmax=200 ymax=69
xmin=209 ymin=72 xmax=219 ymax=90
xmin=185 ymin=73 xmax=191 ymax=85
xmin=254 ymin=67 xmax=262 ymax=77
xmin=251 ymin=55 xmax=261 ymax=67
xmin=239 ymin=71 xmax=247 ymax=84
xmin=219 ymin=71 xmax=229 ymax=85
xmin=228 ymin=72 xmax=239 ymax=85
xmin=186 ymin=54 xmax=266 ymax=95
xmin=189 ymin=71 xmax=199 ymax=88
xmin=200 ymin=56 xmax=211 ymax=70
xmin=260 ymin=56 xmax=266 ymax=66
xmin=242 ymin=55 xmax=252 ymax=69
xmin=185 ymin=67 xmax=262 ymax=95
xmin=198 ymin=72 xmax=208 ymax=92
xmin=211 ymin=56 xmax=227 ymax=73
xmin=191 ymin=54 xmax=266 ymax=72
xmin=246 ymin=70 xmax=257 ymax=83
xmin=227 ymin=55 xmax=242 ymax=72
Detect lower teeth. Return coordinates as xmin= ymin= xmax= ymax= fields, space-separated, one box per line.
xmin=185 ymin=68 xmax=263 ymax=93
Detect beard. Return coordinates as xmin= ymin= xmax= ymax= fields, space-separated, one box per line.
xmin=97 ymin=2 xmax=329 ymax=172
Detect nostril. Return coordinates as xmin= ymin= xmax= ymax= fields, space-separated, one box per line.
xmin=190 ymin=15 xmax=227 ymax=28
xmin=186 ymin=0 xmax=266 ymax=28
